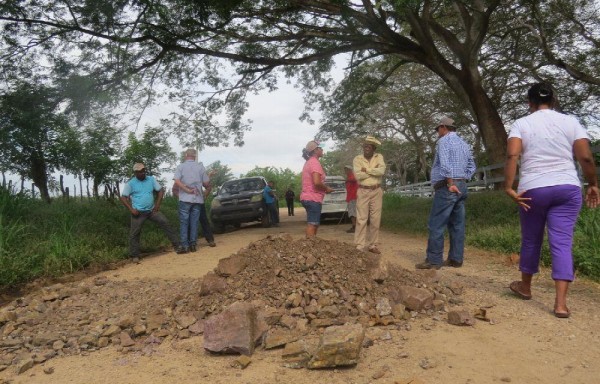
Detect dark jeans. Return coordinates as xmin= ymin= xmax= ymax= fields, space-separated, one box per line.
xmin=179 ymin=201 xmax=201 ymax=248
xmin=426 ymin=180 xmax=468 ymax=265
xmin=199 ymin=204 xmax=214 ymax=243
xmin=286 ymin=198 xmax=294 ymax=216
xmin=266 ymin=202 xmax=279 ymax=225
xmin=129 ymin=211 xmax=179 ymax=257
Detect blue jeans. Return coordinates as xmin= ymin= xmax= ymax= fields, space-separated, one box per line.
xmin=266 ymin=202 xmax=279 ymax=225
xmin=426 ymin=180 xmax=468 ymax=265
xmin=301 ymin=200 xmax=322 ymax=225
xmin=179 ymin=201 xmax=201 ymax=248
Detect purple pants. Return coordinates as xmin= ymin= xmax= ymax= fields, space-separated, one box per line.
xmin=519 ymin=185 xmax=582 ymax=281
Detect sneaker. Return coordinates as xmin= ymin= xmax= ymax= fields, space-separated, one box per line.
xmin=443 ymin=259 xmax=463 ymax=268
xmin=346 ymin=226 xmax=355 ymax=233
xmin=208 ymin=241 xmax=216 ymax=248
xmin=131 ymin=257 xmax=141 ymax=264
xmin=415 ymin=260 xmax=441 ymax=270
xmin=175 ymin=246 xmax=189 ymax=254
xmin=189 ymin=244 xmax=197 ymax=252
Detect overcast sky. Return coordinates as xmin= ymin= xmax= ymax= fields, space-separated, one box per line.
xmin=168 ymin=81 xmax=331 ymax=178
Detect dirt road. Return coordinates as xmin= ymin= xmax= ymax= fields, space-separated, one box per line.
xmin=2 ymin=211 xmax=600 ymax=384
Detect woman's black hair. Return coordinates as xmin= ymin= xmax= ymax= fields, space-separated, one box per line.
xmin=527 ymin=82 xmax=556 ymax=107
xmin=302 ymin=148 xmax=311 ymax=160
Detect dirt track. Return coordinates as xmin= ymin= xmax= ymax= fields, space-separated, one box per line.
xmin=2 ymin=211 xmax=600 ymax=384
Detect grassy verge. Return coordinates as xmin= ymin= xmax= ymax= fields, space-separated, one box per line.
xmin=0 ymin=188 xmax=179 ymax=289
xmin=382 ymin=191 xmax=600 ymax=281
xmin=1 ymin=187 xmax=598 ymax=289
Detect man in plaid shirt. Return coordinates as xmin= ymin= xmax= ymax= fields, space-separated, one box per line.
xmin=416 ymin=116 xmax=476 ymax=270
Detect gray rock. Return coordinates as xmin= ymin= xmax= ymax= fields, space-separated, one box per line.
xmin=391 ymin=286 xmax=434 ymax=311
xmin=281 ymin=339 xmax=316 ymax=369
xmin=317 ymin=305 xmax=340 ymax=319
xmin=263 ymin=328 xmax=301 ymax=349
xmin=200 ymin=272 xmax=228 ymax=296
xmin=119 ymin=332 xmax=136 ymax=347
xmin=175 ymin=313 xmax=197 ymax=329
xmin=447 ymin=310 xmax=475 ymax=326
xmin=32 ymin=332 xmax=61 ymax=347
xmin=16 ymin=358 xmax=34 ymax=374
xmin=203 ymin=302 xmax=266 ymax=355
xmin=118 ymin=315 xmax=135 ymax=328
xmin=307 ymin=324 xmax=365 ymax=369
xmin=230 ymin=355 xmax=252 ymax=369
xmin=0 ymin=311 xmax=17 ymax=324
xmin=376 ymin=297 xmax=392 ymax=317
xmin=102 ymin=324 xmax=121 ymax=337
xmin=216 ymin=255 xmax=248 ymax=277
xmin=188 ymin=321 xmax=205 ymax=335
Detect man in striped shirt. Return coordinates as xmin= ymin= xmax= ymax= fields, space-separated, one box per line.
xmin=416 ymin=117 xmax=476 ymax=270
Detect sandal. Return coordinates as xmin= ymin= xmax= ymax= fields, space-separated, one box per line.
xmin=509 ymin=281 xmax=532 ymax=300
xmin=553 ymin=309 xmax=571 ymax=319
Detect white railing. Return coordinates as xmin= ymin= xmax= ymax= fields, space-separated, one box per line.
xmin=392 ymin=145 xmax=600 ymax=197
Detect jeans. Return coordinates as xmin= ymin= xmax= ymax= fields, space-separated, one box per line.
xmin=426 ymin=180 xmax=468 ymax=265
xmin=266 ymin=202 xmax=279 ymax=225
xmin=198 ymin=203 xmax=214 ymax=242
xmin=129 ymin=211 xmax=179 ymax=257
xmin=301 ymin=200 xmax=322 ymax=225
xmin=179 ymin=201 xmax=201 ymax=248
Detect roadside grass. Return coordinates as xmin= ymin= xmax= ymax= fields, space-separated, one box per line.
xmin=1 ymin=186 xmax=599 ymax=289
xmin=382 ymin=191 xmax=600 ymax=281
xmin=0 ymin=188 xmax=179 ymax=289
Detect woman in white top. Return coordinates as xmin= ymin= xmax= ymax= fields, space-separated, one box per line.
xmin=504 ymin=82 xmax=599 ymax=318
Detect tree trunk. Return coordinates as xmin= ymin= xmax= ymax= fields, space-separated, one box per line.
xmin=29 ymin=156 xmax=51 ymax=203
xmin=463 ymin=81 xmax=508 ymax=166
xmin=435 ymin=67 xmax=508 ymax=166
xmin=93 ymin=178 xmax=100 ymax=198
xmin=79 ymin=175 xmax=84 ymax=200
xmin=86 ymin=178 xmax=91 ymax=198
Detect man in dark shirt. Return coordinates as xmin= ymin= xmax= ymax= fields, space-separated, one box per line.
xmin=285 ymin=187 xmax=295 ymax=216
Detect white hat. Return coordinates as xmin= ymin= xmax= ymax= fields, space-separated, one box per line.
xmin=133 ymin=163 xmax=145 ymax=171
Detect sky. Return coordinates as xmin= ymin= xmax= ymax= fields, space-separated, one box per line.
xmin=3 ymin=76 xmax=334 ymax=195
xmin=165 ymin=81 xmax=331 ymax=178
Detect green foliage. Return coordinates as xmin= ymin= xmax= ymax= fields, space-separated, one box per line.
xmin=382 ymin=191 xmax=600 ymax=280
xmin=0 ymin=81 xmax=78 ymax=201
xmin=573 ymin=208 xmax=600 ymax=278
xmin=77 ymin=116 xmax=122 ymax=196
xmin=0 ymin=187 xmax=179 ymax=289
xmin=242 ymin=166 xmax=301 ymax=199
xmin=121 ymin=126 xmax=177 ymax=181
xmin=206 ymin=160 xmax=234 ymax=188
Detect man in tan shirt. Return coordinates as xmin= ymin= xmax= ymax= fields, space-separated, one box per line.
xmin=353 ymin=136 xmax=386 ymax=253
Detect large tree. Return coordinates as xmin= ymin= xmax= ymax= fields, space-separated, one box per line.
xmin=2 ymin=0 xmax=599 ymax=165
xmin=0 ymin=82 xmax=77 ymax=202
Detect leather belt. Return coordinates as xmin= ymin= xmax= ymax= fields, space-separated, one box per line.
xmin=359 ymin=184 xmax=380 ymax=190
xmin=433 ymin=179 xmax=466 ymax=191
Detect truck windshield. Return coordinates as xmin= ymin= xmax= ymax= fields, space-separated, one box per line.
xmin=220 ymin=179 xmax=266 ymax=195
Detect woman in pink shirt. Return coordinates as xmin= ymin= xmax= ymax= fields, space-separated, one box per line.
xmin=300 ymin=140 xmax=333 ymax=238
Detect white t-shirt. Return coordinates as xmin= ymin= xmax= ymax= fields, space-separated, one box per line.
xmin=508 ymin=109 xmax=589 ymax=192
